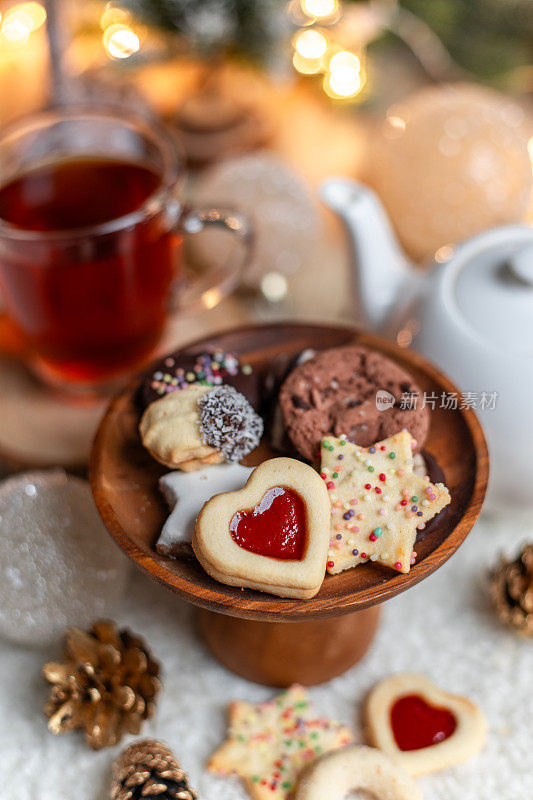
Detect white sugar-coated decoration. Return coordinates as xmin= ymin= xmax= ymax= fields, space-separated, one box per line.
xmin=157 ymin=463 xmax=254 ymax=557
xmin=192 ymin=152 xmax=320 ymax=288
xmin=367 ymin=83 xmax=531 ymax=261
xmin=0 ymin=470 xmax=128 ymax=647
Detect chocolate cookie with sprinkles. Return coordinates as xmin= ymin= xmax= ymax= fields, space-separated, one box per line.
xmin=138 ymin=348 xmax=260 ymax=411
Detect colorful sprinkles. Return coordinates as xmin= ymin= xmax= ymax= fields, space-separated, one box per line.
xmin=208 ymin=684 xmax=353 ymax=800
xmin=320 ymin=430 xmax=450 ymax=576
xmin=148 ymin=350 xmax=252 ymax=397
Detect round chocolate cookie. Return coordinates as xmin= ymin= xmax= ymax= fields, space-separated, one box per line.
xmin=279 ymin=345 xmax=430 ymax=462
xmin=138 ymin=349 xmax=259 ymax=411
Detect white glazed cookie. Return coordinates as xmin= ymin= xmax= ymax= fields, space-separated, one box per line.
xmin=139 ymin=384 xmax=222 ymax=471
xmin=295 ymin=745 xmax=422 ymax=800
xmin=157 ymin=463 xmax=254 ymax=556
xmin=321 ymin=431 xmax=450 ymax=574
xmin=192 ymin=457 xmax=331 ymax=599
xmin=365 ymin=673 xmax=487 ymax=776
xmin=208 ymin=684 xmax=353 ymax=800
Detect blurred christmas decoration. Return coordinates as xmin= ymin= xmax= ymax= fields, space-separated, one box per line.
xmin=174 ymin=80 xmax=273 ymax=166
xmin=118 ymin=0 xmax=288 ymax=64
xmin=489 ymin=543 xmax=533 ymax=638
xmin=192 ymin=152 xmax=320 ymax=289
xmin=97 ymin=0 xmax=280 ymax=162
xmin=57 ymin=65 xmax=154 ymax=115
xmin=365 ymin=83 xmax=532 ymax=262
xmin=0 ymin=470 xmax=128 ymax=648
xmin=43 ymin=620 xmax=161 ymax=750
xmin=111 ymin=739 xmax=197 ymax=800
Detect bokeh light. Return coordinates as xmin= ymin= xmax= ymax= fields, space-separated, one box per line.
xmin=293 ymin=51 xmax=323 ymax=75
xmin=324 ymin=68 xmax=362 ymax=99
xmin=434 ymin=245 xmax=455 ymax=264
xmin=102 ymin=24 xmax=140 ymax=59
xmin=329 ymin=49 xmax=360 ymax=73
xmin=2 ymin=17 xmax=30 ymax=44
xmin=302 ymin=0 xmax=338 ymax=19
xmin=324 ymin=50 xmax=364 ymax=99
xmin=0 ymin=2 xmax=46 ymax=47
xmin=295 ymin=29 xmax=328 ymax=59
xmin=100 ymin=3 xmax=132 ymax=30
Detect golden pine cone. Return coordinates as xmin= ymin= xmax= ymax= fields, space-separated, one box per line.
xmin=111 ymin=739 xmax=197 ymax=800
xmin=490 ymin=543 xmax=533 ymax=637
xmin=43 ymin=620 xmax=161 ymax=749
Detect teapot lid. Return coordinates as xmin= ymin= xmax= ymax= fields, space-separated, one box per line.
xmin=449 ymin=227 xmax=533 ymax=357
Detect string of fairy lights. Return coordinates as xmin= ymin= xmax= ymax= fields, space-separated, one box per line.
xmin=96 ymin=0 xmax=371 ymax=100
xmin=0 ymin=1 xmax=369 ymax=100
xmin=288 ymin=0 xmax=368 ymax=100
xmin=98 ymin=0 xmax=373 ymax=100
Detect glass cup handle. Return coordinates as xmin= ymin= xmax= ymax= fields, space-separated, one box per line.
xmin=172 ymin=206 xmax=252 ymax=313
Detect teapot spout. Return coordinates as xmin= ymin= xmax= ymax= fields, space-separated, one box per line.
xmin=320 ymin=178 xmax=414 ymax=331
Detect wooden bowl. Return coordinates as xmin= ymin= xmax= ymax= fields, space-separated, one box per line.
xmin=90 ymin=323 xmax=488 ymax=685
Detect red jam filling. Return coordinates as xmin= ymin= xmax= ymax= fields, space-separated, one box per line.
xmin=391 ymin=694 xmax=457 ymax=751
xmin=229 ymin=486 xmax=307 ymax=560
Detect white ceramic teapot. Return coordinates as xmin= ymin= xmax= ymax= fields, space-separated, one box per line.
xmin=321 ymin=177 xmax=533 ymax=509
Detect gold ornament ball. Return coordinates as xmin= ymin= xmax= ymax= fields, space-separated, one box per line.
xmin=366 ymin=83 xmax=532 ymax=262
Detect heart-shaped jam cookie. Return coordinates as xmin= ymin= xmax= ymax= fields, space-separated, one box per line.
xmin=230 ymin=486 xmax=307 ymax=560
xmin=390 ymin=694 xmax=457 ymax=751
xmin=365 ymin=673 xmax=486 ymax=776
xmin=192 ymin=457 xmax=331 ymax=599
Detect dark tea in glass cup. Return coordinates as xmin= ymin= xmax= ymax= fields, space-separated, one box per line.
xmin=0 ymin=109 xmax=250 ymax=392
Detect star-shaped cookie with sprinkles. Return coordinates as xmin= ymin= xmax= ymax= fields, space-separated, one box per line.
xmin=321 ymin=430 xmax=450 ymax=574
xmin=208 ymin=684 xmax=353 ymax=800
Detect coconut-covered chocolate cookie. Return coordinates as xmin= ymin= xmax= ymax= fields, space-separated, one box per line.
xmin=139 ymin=384 xmax=263 ymax=471
xmin=139 ymin=349 xmax=259 ymax=411
xmin=279 ymin=346 xmax=429 ymax=462
xmin=199 ymin=385 xmax=264 ymax=463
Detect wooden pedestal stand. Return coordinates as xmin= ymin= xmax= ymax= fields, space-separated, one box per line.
xmin=90 ymin=323 xmax=488 ymax=687
xmin=197 ymin=605 xmax=381 ymax=687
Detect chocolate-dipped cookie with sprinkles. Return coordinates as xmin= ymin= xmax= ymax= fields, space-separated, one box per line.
xmin=139 ymin=348 xmax=259 ymax=411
